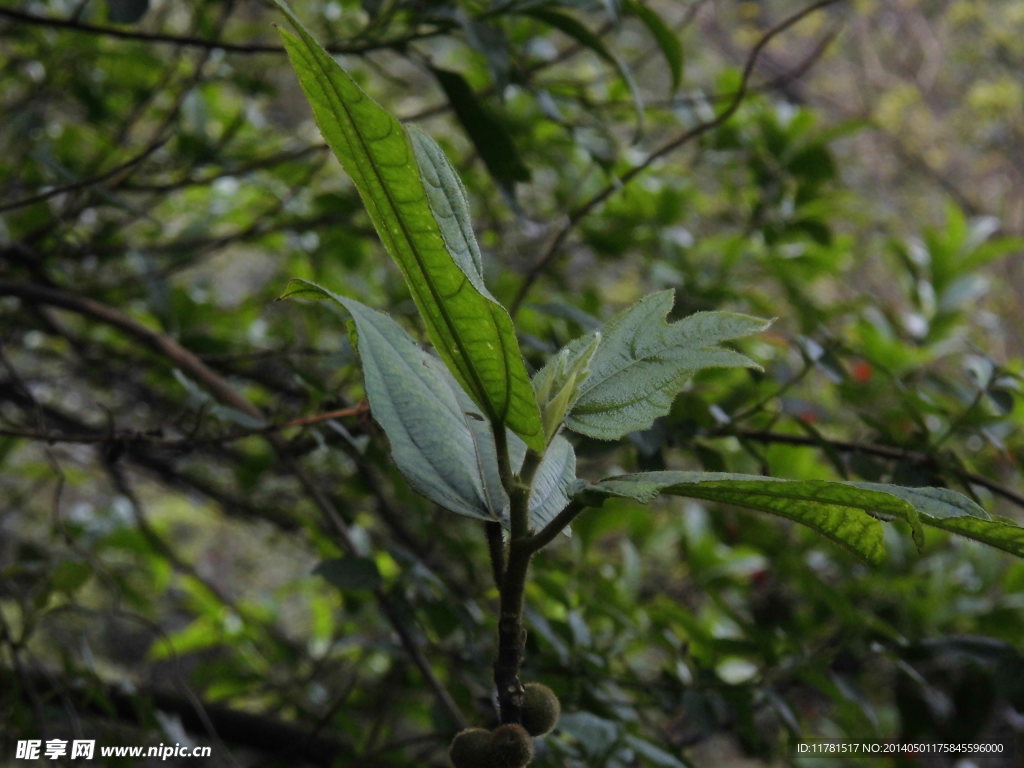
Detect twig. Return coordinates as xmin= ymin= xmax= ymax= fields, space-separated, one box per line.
xmin=0 ymin=7 xmax=450 ymax=56
xmin=0 ymin=404 xmax=369 ymax=447
xmin=510 ymin=0 xmax=847 ymax=314
xmin=0 ymin=279 xmax=467 ymax=730
xmin=0 ymin=139 xmax=168 ymax=214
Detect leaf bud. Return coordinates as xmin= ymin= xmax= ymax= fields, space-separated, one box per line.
xmin=490 ymin=723 xmax=534 ymax=768
xmin=448 ymin=728 xmax=492 ymax=768
xmin=520 ymin=682 xmax=561 ymax=736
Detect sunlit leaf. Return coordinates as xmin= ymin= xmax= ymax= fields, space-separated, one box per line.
xmin=275 ymin=1 xmax=544 ymax=450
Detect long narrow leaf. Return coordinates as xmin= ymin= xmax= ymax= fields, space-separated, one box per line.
xmin=584 ymin=472 xmax=1024 ymax=562
xmin=583 ymin=472 xmax=929 ymax=564
xmin=274 ymin=1 xmax=544 ymax=450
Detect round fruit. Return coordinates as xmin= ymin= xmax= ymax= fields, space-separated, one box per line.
xmin=520 ymin=682 xmax=561 ymax=737
xmin=448 ymin=728 xmax=492 ymax=768
xmin=491 ymin=723 xmax=534 ymax=768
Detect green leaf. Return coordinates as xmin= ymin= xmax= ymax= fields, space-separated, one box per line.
xmin=282 ymin=280 xmax=580 ymax=531
xmin=533 ymin=331 xmax=602 ymax=444
xmin=624 ymin=0 xmax=683 ymax=93
xmin=51 ymin=560 xmax=92 ymax=594
xmin=281 ymin=280 xmax=504 ymax=521
xmin=431 ymin=68 xmax=530 ymax=198
xmin=583 ymin=472 xmax=1024 ymax=563
xmin=583 ymin=471 xmax=923 ymax=564
xmin=314 ymin=557 xmax=382 ymax=591
xmin=523 ymin=8 xmax=645 ymax=136
xmin=857 ymin=484 xmax=1024 ymax=558
xmin=528 ymin=434 xmax=577 ymax=532
xmin=559 ymin=290 xmax=770 ymax=440
xmin=274 ymin=1 xmax=544 ymax=450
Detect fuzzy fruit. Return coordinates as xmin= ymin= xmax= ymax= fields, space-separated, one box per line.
xmin=520 ymin=682 xmax=561 ymax=737
xmin=448 ymin=728 xmax=492 ymax=768
xmin=490 ymin=723 xmax=534 ymax=768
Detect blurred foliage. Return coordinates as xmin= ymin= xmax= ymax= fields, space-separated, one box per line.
xmin=1 ymin=1 xmax=1022 ymax=766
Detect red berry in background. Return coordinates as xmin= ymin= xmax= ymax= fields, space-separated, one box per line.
xmin=851 ymin=360 xmax=873 ymax=383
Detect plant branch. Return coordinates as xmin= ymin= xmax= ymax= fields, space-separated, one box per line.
xmin=510 ymin=0 xmax=847 ymax=314
xmin=0 ymin=7 xmax=450 ymax=56
xmin=0 ymin=404 xmax=369 ymax=446
xmin=486 ymin=521 xmax=506 ymax=587
xmin=0 ymin=278 xmax=466 ymax=730
xmin=524 ymin=498 xmax=588 ymax=554
xmin=0 ymin=138 xmax=168 ymax=214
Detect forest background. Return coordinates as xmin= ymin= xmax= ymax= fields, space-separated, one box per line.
xmin=1 ymin=0 xmax=1024 ymax=766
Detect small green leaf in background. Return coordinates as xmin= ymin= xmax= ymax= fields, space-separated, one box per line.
xmin=274 ymin=1 xmax=544 ymax=451
xmin=431 ymin=68 xmax=530 ymax=201
xmin=51 ymin=560 xmax=93 ymax=595
xmin=523 ymin=8 xmax=645 ymax=137
xmin=314 ymin=557 xmax=382 ymax=591
xmin=624 ymin=0 xmax=683 ymax=94
xmin=557 ymin=290 xmax=771 ymax=440
xmin=107 ymin=0 xmax=150 ymax=24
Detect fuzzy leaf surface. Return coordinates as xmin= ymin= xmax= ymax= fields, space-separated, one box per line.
xmin=275 ymin=2 xmax=543 ymax=450
xmin=583 ymin=472 xmax=926 ymax=564
xmin=553 ymin=291 xmax=770 ymax=440
xmin=854 ymin=484 xmax=1024 ymax=557
xmin=584 ymin=472 xmax=1024 ymax=562
xmin=528 ymin=435 xmax=577 ymax=532
xmin=281 ymin=280 xmax=501 ymax=521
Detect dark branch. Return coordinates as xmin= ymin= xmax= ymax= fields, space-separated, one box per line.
xmin=0 ymin=7 xmax=451 ymax=56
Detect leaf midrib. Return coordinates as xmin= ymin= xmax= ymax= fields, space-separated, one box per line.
xmin=293 ymin=32 xmax=513 ymax=424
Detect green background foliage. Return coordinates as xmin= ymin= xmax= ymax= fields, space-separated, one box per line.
xmin=1 ymin=1 xmax=1023 ymax=766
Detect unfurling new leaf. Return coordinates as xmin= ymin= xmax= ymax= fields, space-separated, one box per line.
xmin=543 ymin=290 xmax=771 ymax=440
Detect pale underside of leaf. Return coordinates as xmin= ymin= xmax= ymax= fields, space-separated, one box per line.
xmin=856 ymin=483 xmax=1024 ymax=558
xmin=282 ymin=280 xmax=578 ymax=529
xmin=283 ymin=280 xmax=502 ymax=521
xmin=274 ymin=2 xmax=543 ymax=450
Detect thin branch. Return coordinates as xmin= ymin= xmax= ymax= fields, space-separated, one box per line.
xmin=510 ymin=0 xmax=847 ymax=314
xmin=723 ymin=428 xmax=1024 ymax=510
xmin=0 ymin=665 xmax=351 ymax=766
xmin=0 ymin=404 xmax=370 ymax=447
xmin=0 ymin=279 xmax=467 ymax=730
xmin=0 ymin=139 xmax=168 ymax=214
xmin=0 ymin=7 xmax=450 ymax=56
xmin=523 ymin=498 xmax=587 ymax=554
